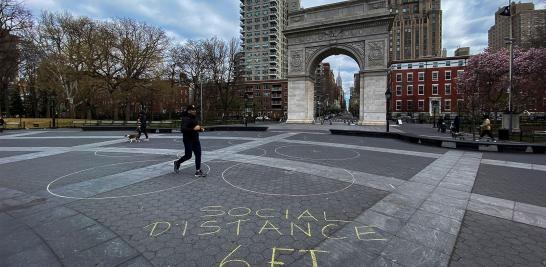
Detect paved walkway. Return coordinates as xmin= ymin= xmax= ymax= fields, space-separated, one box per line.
xmin=0 ymin=129 xmax=545 ymax=266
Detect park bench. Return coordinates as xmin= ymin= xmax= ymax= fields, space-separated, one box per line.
xmin=27 ymin=121 xmax=50 ymax=128
xmin=6 ymin=122 xmax=21 ymax=129
xmin=72 ymin=120 xmax=87 ymax=127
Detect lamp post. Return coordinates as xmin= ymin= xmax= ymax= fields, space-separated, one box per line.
xmin=200 ymin=79 xmax=204 ymax=125
xmin=504 ymin=0 xmax=514 ymax=133
xmin=49 ymin=92 xmax=57 ymax=128
xmin=385 ymin=87 xmax=392 ymax=133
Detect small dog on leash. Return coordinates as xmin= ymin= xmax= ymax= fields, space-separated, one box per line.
xmin=125 ymin=134 xmax=141 ymax=143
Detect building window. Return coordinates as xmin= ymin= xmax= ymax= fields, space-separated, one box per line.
xmin=432 ymin=71 xmax=439 ymax=81
xmin=457 ymin=70 xmax=464 ymax=78
xmin=446 ymin=61 xmax=451 ymax=67
xmin=408 ymin=63 xmax=413 ymax=69
xmin=456 ymin=84 xmax=461 ymax=95
xmin=407 ymin=100 xmax=414 ymax=112
xmin=445 ymin=100 xmax=451 ymax=111
xmin=419 ymin=62 xmax=424 ymax=68
xmin=396 ymin=100 xmax=402 ymax=111
xmin=457 ymin=99 xmax=464 ymax=111
xmin=418 ymin=100 xmax=424 ymax=111
xmin=432 ymin=84 xmax=438 ymax=95
xmin=407 ymin=73 xmax=413 ymax=82
xmin=433 ymin=62 xmax=438 ymax=67
xmin=407 ymin=85 xmax=413 ymax=95
xmin=445 ymin=84 xmax=451 ymax=95
xmin=396 ymin=73 xmax=402 ymax=82
xmin=396 ymin=85 xmax=402 ymax=96
xmin=445 ymin=70 xmax=451 ymax=80
xmin=418 ymin=85 xmax=424 ymax=95
xmin=458 ymin=60 xmax=464 ymax=66
xmin=418 ymin=72 xmax=424 ymax=81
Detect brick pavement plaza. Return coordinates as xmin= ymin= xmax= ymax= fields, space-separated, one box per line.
xmin=1 ymin=127 xmax=546 ymax=267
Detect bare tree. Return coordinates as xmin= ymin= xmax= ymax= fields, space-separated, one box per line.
xmin=35 ymin=12 xmax=98 ymax=118
xmin=110 ymin=18 xmax=169 ymax=120
xmin=0 ymin=0 xmax=32 ymax=115
xmin=203 ymin=37 xmax=243 ymax=121
xmin=179 ymin=39 xmax=207 ymax=105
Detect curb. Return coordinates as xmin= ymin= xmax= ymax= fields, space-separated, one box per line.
xmin=330 ymin=129 xmax=546 ymax=154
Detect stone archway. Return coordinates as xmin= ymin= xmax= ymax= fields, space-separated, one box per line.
xmin=285 ymin=0 xmax=394 ymax=125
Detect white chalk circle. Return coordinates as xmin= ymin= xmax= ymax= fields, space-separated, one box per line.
xmin=47 ymin=160 xmax=210 ymax=200
xmin=274 ymin=145 xmax=360 ymax=161
xmin=94 ymin=148 xmax=156 ymax=158
xmin=221 ymin=162 xmax=355 ymax=197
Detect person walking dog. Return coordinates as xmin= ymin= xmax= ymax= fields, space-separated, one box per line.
xmin=174 ymin=105 xmax=206 ymax=177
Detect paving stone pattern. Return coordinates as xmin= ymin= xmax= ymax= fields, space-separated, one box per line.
xmin=1 ymin=129 xmax=546 ymax=266
xmin=240 ymin=142 xmax=435 ymax=180
xmin=473 ymin=164 xmax=546 ymax=207
xmin=450 ymin=211 xmax=546 ymax=267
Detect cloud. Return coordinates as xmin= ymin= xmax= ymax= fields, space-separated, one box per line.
xmin=24 ymin=0 xmax=240 ymax=41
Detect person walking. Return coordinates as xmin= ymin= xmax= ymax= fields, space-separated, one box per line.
xmin=137 ymin=112 xmax=149 ymax=141
xmin=477 ymin=115 xmax=495 ymax=141
xmin=453 ymin=116 xmax=461 ymax=134
xmin=174 ymin=105 xmax=206 ymax=177
xmin=0 ymin=116 xmax=4 ymax=133
xmin=437 ymin=116 xmax=445 ymax=133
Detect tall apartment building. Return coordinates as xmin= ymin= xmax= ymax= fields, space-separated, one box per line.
xmin=488 ymin=3 xmax=546 ymax=51
xmin=240 ymin=0 xmax=288 ymax=81
xmin=388 ymin=0 xmax=442 ymax=60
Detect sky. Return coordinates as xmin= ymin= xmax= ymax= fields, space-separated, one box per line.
xmin=23 ymin=0 xmax=546 ymax=104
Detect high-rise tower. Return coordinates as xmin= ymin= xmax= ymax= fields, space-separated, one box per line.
xmin=240 ymin=0 xmax=289 ymax=81
xmin=388 ymin=0 xmax=442 ymax=60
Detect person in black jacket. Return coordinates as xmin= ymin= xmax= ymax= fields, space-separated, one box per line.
xmin=174 ymin=105 xmax=206 ymax=177
xmin=137 ymin=112 xmax=149 ymax=141
xmin=0 ymin=116 xmax=4 ymax=133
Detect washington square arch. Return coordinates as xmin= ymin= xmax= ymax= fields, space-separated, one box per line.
xmin=285 ymin=0 xmax=394 ymax=125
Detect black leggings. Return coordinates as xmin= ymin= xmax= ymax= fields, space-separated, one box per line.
xmin=137 ymin=127 xmax=148 ymax=139
xmin=480 ymin=130 xmax=494 ymax=139
xmin=176 ymin=138 xmax=202 ymax=170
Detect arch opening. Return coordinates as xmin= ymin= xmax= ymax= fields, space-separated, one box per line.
xmin=312 ymin=53 xmax=360 ymax=121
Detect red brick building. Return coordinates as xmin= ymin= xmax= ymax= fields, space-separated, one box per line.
xmin=234 ymin=80 xmax=288 ymax=120
xmin=389 ymin=55 xmax=469 ymax=118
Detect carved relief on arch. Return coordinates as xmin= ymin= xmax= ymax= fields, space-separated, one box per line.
xmin=366 ymin=40 xmax=386 ymax=68
xmin=289 ymin=49 xmax=304 ymax=73
xmin=305 ymin=46 xmax=321 ymax=65
xmin=348 ymin=42 xmax=366 ymax=58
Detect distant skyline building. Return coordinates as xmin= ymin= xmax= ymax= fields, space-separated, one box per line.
xmin=454 ymin=47 xmax=470 ymax=56
xmin=388 ymin=0 xmax=443 ymax=60
xmin=488 ymin=2 xmax=546 ymax=51
xmin=314 ymin=63 xmax=342 ymax=114
xmin=240 ymin=0 xmax=288 ymax=81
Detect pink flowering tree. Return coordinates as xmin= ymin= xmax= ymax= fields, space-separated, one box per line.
xmin=459 ymin=47 xmax=546 ymax=115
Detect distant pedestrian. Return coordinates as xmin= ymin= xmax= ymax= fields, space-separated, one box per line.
xmin=437 ymin=116 xmax=445 ymax=133
xmin=243 ymin=116 xmax=248 ymax=127
xmin=0 ymin=116 xmax=4 ymax=133
xmin=174 ymin=105 xmax=206 ymax=177
xmin=136 ymin=113 xmax=149 ymax=141
xmin=477 ymin=115 xmax=495 ymax=141
xmin=453 ymin=116 xmax=461 ymax=133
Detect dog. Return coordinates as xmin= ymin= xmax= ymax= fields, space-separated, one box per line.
xmin=125 ymin=134 xmax=141 ymax=143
